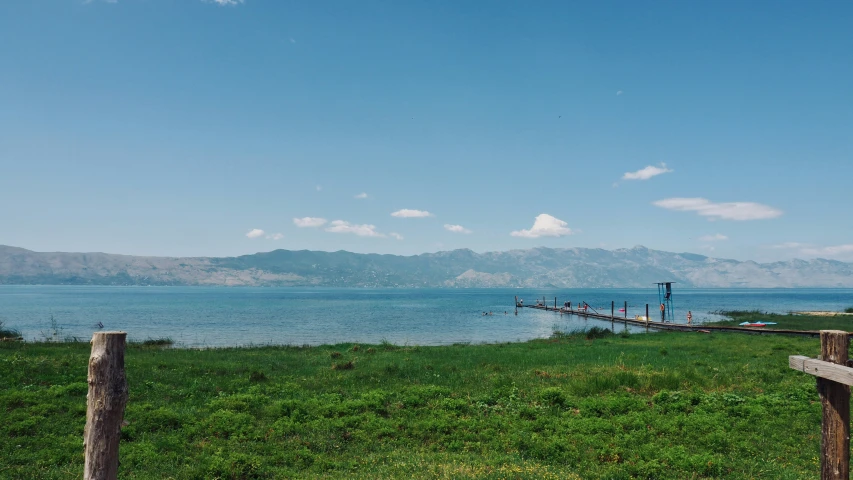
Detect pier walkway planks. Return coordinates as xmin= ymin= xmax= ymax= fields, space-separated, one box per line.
xmin=521 ymin=304 xmax=836 ymax=338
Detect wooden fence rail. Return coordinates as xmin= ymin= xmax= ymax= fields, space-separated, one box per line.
xmin=789 ymin=330 xmax=850 ymax=480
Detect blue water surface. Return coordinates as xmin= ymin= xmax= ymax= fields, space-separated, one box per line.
xmin=0 ymin=286 xmax=851 ymax=347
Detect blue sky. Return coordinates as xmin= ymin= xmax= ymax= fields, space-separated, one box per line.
xmin=1 ymin=0 xmax=851 ymax=262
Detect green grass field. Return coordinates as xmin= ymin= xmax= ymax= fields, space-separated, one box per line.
xmin=708 ymin=309 xmax=853 ymax=331
xmin=0 ymin=329 xmax=835 ymax=479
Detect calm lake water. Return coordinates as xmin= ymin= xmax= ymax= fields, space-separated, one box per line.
xmin=1 ymin=286 xmax=851 ymax=347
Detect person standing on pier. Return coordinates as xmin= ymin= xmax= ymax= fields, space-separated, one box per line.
xmin=660 ymin=303 xmax=666 ymax=322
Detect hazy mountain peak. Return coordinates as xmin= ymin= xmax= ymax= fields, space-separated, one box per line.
xmin=0 ymin=245 xmax=851 ymax=288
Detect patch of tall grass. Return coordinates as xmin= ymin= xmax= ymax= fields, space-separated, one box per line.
xmin=0 ymin=318 xmax=21 ymax=339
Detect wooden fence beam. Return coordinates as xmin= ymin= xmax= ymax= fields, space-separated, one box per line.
xmin=789 ymin=356 xmax=853 ymax=386
xmin=84 ymin=332 xmax=128 ymax=480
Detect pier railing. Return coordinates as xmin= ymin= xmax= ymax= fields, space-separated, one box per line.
xmin=518 ymin=298 xmax=828 ymax=338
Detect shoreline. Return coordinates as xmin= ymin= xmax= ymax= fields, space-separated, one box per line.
xmin=793 ymin=311 xmax=853 ymax=316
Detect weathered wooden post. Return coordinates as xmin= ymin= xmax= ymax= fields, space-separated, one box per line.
xmin=819 ymin=330 xmax=850 ymax=479
xmin=789 ymin=330 xmax=851 ymax=480
xmin=554 ymin=297 xmax=557 ymax=310
xmin=84 ymin=332 xmax=128 ymax=480
xmin=624 ymin=301 xmax=627 ymax=319
xmin=645 ymin=304 xmax=649 ymax=332
xmin=611 ymin=301 xmax=615 ymax=330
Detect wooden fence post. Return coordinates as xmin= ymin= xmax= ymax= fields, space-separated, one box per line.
xmin=84 ymin=332 xmax=128 ymax=480
xmin=645 ymin=304 xmax=649 ymax=332
xmin=819 ymin=330 xmax=850 ymax=479
xmin=624 ymin=301 xmax=627 ymax=319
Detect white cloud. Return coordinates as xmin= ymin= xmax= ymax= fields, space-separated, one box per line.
xmin=289 ymin=38 xmax=297 ymax=44
xmin=391 ymin=209 xmax=433 ymax=218
xmin=510 ymin=214 xmax=573 ymax=238
xmin=444 ymin=224 xmax=472 ymax=234
xmin=622 ymin=162 xmax=673 ymax=180
xmin=770 ymin=242 xmax=853 ymax=260
xmin=266 ymin=233 xmax=284 ymax=240
xmin=653 ymin=197 xmax=782 ymax=221
xmin=616 ymin=90 xmax=623 ymax=96
xmin=700 ymin=245 xmax=716 ymax=252
xmin=390 ymin=232 xmax=404 ymax=240
xmin=770 ymin=242 xmax=809 ymax=249
xmin=316 ymin=185 xmax=322 ymax=191
xmin=801 ymin=244 xmax=853 ymax=258
xmin=698 ymin=234 xmax=728 ymax=242
xmin=293 ymin=217 xmax=327 ymax=228
xmin=245 ymin=229 xmax=264 ymax=239
xmin=205 ymin=0 xmax=244 ymax=5
xmin=325 ymin=220 xmax=384 ymax=237
xmin=354 ymin=192 xmax=368 ymax=199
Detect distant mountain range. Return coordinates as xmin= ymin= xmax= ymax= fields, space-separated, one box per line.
xmin=1 ymin=244 xmax=851 ymax=288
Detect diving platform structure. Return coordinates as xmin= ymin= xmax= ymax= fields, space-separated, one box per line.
xmin=656 ymin=282 xmax=675 ymax=322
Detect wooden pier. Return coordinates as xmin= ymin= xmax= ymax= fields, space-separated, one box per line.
xmin=519 ymin=302 xmax=830 ymax=338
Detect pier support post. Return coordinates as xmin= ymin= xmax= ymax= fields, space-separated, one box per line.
xmin=819 ymin=330 xmax=850 ymax=479
xmin=624 ymin=301 xmax=627 ymax=319
xmin=611 ymin=301 xmax=615 ymax=330
xmin=84 ymin=332 xmax=128 ymax=480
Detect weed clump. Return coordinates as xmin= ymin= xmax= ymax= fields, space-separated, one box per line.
xmin=248 ymin=370 xmax=267 ymax=382
xmin=0 ymin=318 xmax=21 ymax=339
xmin=845 ymin=307 xmax=853 ymax=314
xmin=141 ymin=338 xmax=174 ymax=347
xmin=330 ymin=351 xmax=342 ymax=359
xmin=350 ymin=344 xmax=360 ymax=352
xmin=540 ymin=387 xmax=567 ymax=407
xmin=332 ymin=360 xmax=354 ymax=370
xmin=585 ymin=326 xmax=612 ymax=340
xmin=366 ymin=347 xmax=376 ymax=354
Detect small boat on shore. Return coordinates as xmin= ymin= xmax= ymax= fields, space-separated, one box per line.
xmin=738 ymin=321 xmax=777 ymax=327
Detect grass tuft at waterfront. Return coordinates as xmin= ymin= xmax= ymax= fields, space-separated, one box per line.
xmin=0 ymin=321 xmax=22 ymax=339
